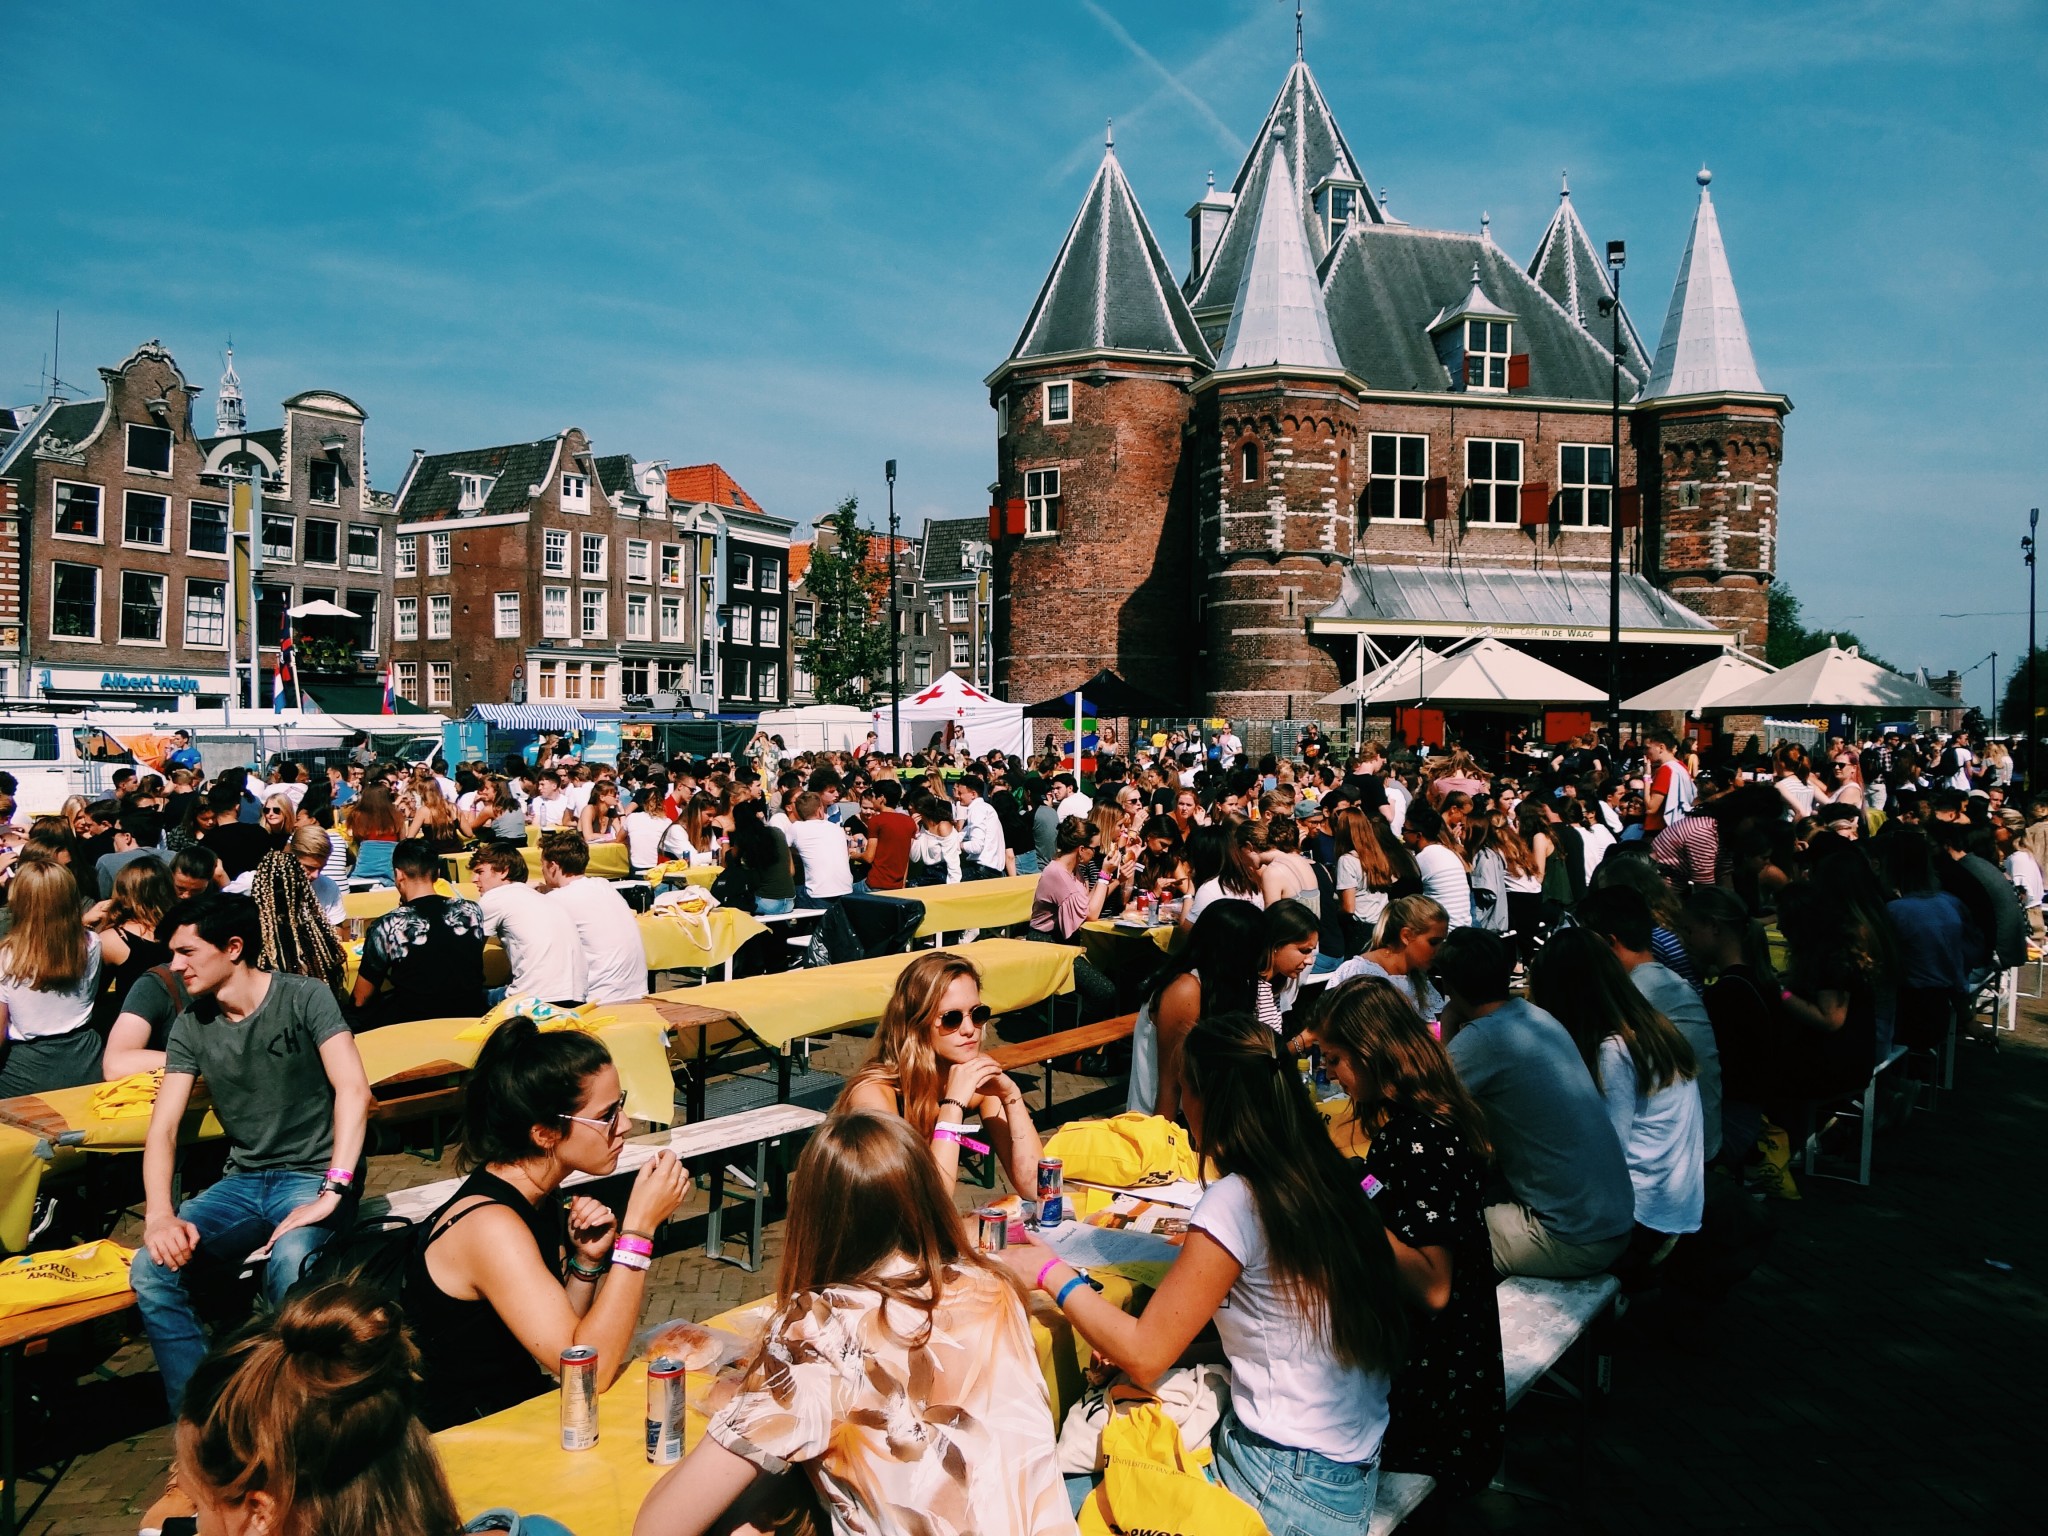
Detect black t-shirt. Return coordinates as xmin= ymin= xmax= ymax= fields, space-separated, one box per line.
xmin=202 ymin=822 xmax=275 ymax=880
xmin=357 ymin=895 xmax=487 ymax=1028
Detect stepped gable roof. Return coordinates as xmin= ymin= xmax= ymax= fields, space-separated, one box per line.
xmin=1186 ymin=58 xmax=1380 ymax=323
xmin=1216 ymin=127 xmax=1343 ymax=374
xmin=396 ymin=436 xmax=560 ymax=524
xmin=1642 ymin=169 xmax=1766 ymax=400
xmin=920 ymin=515 xmax=986 ymax=584
xmin=1527 ymin=175 xmax=1651 ymax=378
xmin=667 ymin=463 xmax=763 ymax=513
xmin=1322 ymin=222 xmax=1645 ymax=400
xmin=1007 ymin=138 xmax=1212 ymax=368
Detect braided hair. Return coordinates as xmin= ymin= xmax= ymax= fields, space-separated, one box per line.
xmin=249 ymin=849 xmax=346 ymax=990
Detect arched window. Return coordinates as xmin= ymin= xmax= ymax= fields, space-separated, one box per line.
xmin=1240 ymin=441 xmax=1260 ymax=484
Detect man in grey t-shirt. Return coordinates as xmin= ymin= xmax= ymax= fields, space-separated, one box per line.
xmin=131 ymin=893 xmax=374 ymax=1412
xmin=1438 ymin=929 xmax=1634 ymax=1278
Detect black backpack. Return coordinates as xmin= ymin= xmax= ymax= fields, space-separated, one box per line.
xmin=286 ymin=1214 xmax=418 ymax=1303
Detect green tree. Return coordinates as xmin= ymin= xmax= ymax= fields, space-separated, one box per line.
xmin=800 ymin=494 xmax=892 ymax=707
xmin=1998 ymin=648 xmax=2048 ymax=744
xmin=1765 ymin=580 xmax=1892 ymax=672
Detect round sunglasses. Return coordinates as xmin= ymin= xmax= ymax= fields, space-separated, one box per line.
xmin=936 ymin=1004 xmax=994 ymax=1033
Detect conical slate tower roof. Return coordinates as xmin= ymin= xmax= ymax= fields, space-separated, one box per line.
xmin=1007 ymin=138 xmax=1213 ymax=367
xmin=1216 ymin=128 xmax=1343 ymax=373
xmin=1642 ymin=169 xmax=1765 ymax=399
xmin=1527 ymin=175 xmax=1650 ymax=378
xmin=1186 ymin=58 xmax=1379 ymax=326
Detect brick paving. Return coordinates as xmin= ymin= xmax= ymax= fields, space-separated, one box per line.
xmin=17 ymin=1007 xmax=2047 ymax=1534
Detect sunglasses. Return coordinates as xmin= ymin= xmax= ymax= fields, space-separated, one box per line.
xmin=936 ymin=1004 xmax=994 ymax=1033
xmin=562 ymin=1096 xmax=628 ymax=1134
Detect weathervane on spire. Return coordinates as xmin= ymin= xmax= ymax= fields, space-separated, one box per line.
xmin=1106 ymin=117 xmax=1114 ymax=150
xmin=1295 ymin=0 xmax=1305 ymax=60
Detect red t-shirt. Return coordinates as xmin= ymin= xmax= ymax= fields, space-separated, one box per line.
xmin=862 ymin=809 xmax=917 ymax=891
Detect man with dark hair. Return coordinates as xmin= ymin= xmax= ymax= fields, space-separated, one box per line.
xmin=473 ymin=841 xmax=586 ymax=1005
xmin=1642 ymin=729 xmax=1695 ymax=836
xmin=111 ymin=767 xmax=139 ymax=801
xmin=1929 ymin=818 xmax=2027 ymax=984
xmin=860 ymin=778 xmax=917 ymax=892
xmin=540 ymin=830 xmax=646 ymax=1003
xmin=74 ymin=799 xmax=120 ymax=869
xmin=952 ymin=774 xmax=1007 ymax=880
xmin=95 ymin=807 xmax=165 ymax=898
xmin=1437 ymin=928 xmax=1634 ymax=1278
xmin=199 ymin=783 xmax=270 ymax=879
xmin=132 ymin=892 xmax=374 ymax=1412
xmin=169 ymin=844 xmax=225 ymax=901
xmin=350 ymin=838 xmax=487 ymax=1028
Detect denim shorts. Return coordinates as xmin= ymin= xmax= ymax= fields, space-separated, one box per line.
xmin=1211 ymin=1410 xmax=1379 ymax=1536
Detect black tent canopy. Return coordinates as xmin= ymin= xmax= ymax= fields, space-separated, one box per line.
xmin=1021 ymin=668 xmax=1178 ymax=719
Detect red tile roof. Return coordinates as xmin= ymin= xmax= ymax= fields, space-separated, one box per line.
xmin=666 ymin=463 xmax=763 ymax=514
xmin=787 ymin=543 xmax=813 ymax=585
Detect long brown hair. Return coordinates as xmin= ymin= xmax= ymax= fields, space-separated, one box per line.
xmin=1180 ymin=1011 xmax=1407 ymax=1375
xmin=1527 ymin=927 xmax=1696 ymax=1096
xmin=1332 ymin=806 xmax=1394 ymax=889
xmin=0 ymin=861 xmax=90 ymax=989
xmin=177 ymin=1281 xmax=462 ymax=1536
xmin=347 ymin=785 xmax=402 ymax=842
xmin=772 ymin=1111 xmax=1016 ymax=1350
xmin=1491 ymin=812 xmax=1539 ymax=879
xmin=1311 ymin=976 xmax=1492 ymax=1160
xmin=108 ymin=856 xmax=173 ymax=935
xmin=839 ymin=951 xmax=981 ymax=1138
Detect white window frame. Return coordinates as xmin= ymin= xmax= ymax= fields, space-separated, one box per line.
xmin=729 ymin=604 xmax=753 ymax=646
xmin=347 ymin=523 xmax=381 ymax=570
xmin=51 ymin=480 xmax=103 ymax=544
xmin=428 ymin=530 xmax=452 ymax=574
xmin=543 ymin=585 xmax=570 ymax=638
xmin=793 ymin=656 xmax=814 ymax=697
xmin=122 ymin=489 xmax=171 ymax=550
xmin=723 ymin=657 xmax=750 ymax=702
xmin=995 ymin=392 xmax=1009 ymax=437
xmin=620 ymin=658 xmax=649 ymax=697
xmin=910 ymin=651 xmax=932 ymax=686
xmin=1043 ymin=380 xmax=1072 ymax=425
xmin=494 ymin=591 xmax=521 ymax=638
xmin=730 ymin=551 xmax=752 ymax=590
xmin=395 ymin=661 xmax=419 ymax=702
xmin=188 ymin=498 xmax=230 ymax=559
xmin=755 ymin=662 xmax=780 ymax=704
xmin=659 ymin=543 xmax=684 ymax=587
xmin=580 ymin=533 xmax=607 ymax=580
xmin=659 ymin=595 xmax=682 ymax=642
xmin=396 ymin=597 xmax=419 ymax=640
xmin=588 ymin=664 xmax=608 ymax=702
xmin=429 ymin=661 xmax=452 ymax=707
xmin=262 ymin=513 xmax=296 ymax=564
xmin=537 ymin=663 xmax=557 ymax=700
xmin=758 ymin=558 xmax=781 ymax=595
xmin=561 ymin=473 xmax=590 ymax=511
xmin=302 ymin=516 xmax=341 ymax=568
xmin=124 ymin=422 xmax=173 ymax=477
xmin=562 ymin=662 xmax=584 ymax=700
xmin=1025 ymin=467 xmax=1060 ymax=536
xmin=119 ymin=570 xmax=167 ymax=645
xmin=1557 ymin=444 xmax=1613 ymax=529
xmin=457 ymin=473 xmax=493 ymax=512
xmin=626 ymin=591 xmax=651 ymax=640
xmin=50 ymin=562 xmax=99 ymax=641
xmin=626 ymin=538 xmax=652 ymax=583
xmin=1240 ymin=441 xmax=1260 ymax=484
xmin=307 ymin=457 xmax=341 ymax=506
xmin=428 ymin=594 xmax=452 ymax=639
xmin=396 ymin=533 xmax=417 ymax=575
xmin=1366 ymin=433 xmax=1430 ymax=522
xmin=1463 ymin=319 xmax=1513 ymax=393
xmin=950 ymin=631 xmax=970 ymax=667
xmin=581 ymin=588 xmax=607 ymax=638
xmin=184 ymin=577 xmax=228 ymax=648
xmin=758 ymin=606 xmax=781 ymax=646
xmin=948 ymin=591 xmax=969 ymax=622
xmin=1463 ymin=437 xmax=1523 ymax=525
xmin=543 ymin=528 xmax=569 ymax=575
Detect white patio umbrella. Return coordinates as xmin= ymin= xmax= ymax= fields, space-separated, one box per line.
xmin=1621 ymin=649 xmax=1776 ymax=714
xmin=1320 ymin=637 xmax=1604 ymax=711
xmin=287 ymin=599 xmax=360 ymax=619
xmin=1706 ymin=645 xmax=1956 ymax=713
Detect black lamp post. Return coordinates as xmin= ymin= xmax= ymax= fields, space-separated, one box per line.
xmin=886 ymin=459 xmax=900 ymax=757
xmin=2027 ymin=507 xmax=2039 ymax=790
xmin=1600 ymin=238 xmax=1626 ymax=746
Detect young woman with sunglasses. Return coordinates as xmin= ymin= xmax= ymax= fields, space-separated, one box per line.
xmin=839 ymin=951 xmax=1044 ymax=1198
xmin=401 ymin=1015 xmax=689 ymax=1430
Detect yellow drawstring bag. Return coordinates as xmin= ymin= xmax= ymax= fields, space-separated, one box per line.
xmin=1077 ymin=1388 xmax=1267 ymax=1536
xmin=456 ymin=997 xmax=613 ymax=1042
xmin=1043 ymin=1114 xmax=1200 ymax=1189
xmin=0 ymin=1241 xmax=136 ymax=1320
xmin=91 ymin=1071 xmax=165 ymax=1121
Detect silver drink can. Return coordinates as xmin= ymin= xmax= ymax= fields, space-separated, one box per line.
xmin=974 ymin=1206 xmax=1009 ymax=1252
xmin=1036 ymin=1158 xmax=1066 ymax=1227
xmin=646 ymin=1357 xmax=685 ymax=1464
xmin=560 ymin=1345 xmax=600 ymax=1450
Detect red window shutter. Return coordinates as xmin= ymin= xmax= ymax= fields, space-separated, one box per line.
xmin=1507 ymin=353 xmax=1531 ymax=390
xmin=1617 ymin=487 xmax=1642 ymax=528
xmin=988 ymin=505 xmax=1003 ymax=542
xmin=1424 ymin=476 xmax=1450 ymax=522
xmin=1005 ymin=498 xmax=1028 ymax=537
xmin=1519 ymin=481 xmax=1551 ymax=525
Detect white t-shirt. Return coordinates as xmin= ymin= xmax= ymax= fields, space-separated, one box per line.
xmin=1597 ymin=1036 xmax=1705 ymax=1236
xmin=1578 ymin=824 xmax=1616 ymax=881
xmin=1191 ymin=1173 xmax=1391 ymax=1464
xmin=1383 ymin=778 xmax=1411 ymax=837
xmin=544 ymin=878 xmax=648 ymax=1004
xmin=1332 ymin=853 xmax=1389 ymax=930
xmin=2005 ymin=850 xmax=2044 ymax=911
xmin=785 ymin=819 xmax=854 ymax=899
xmin=561 ymin=781 xmax=595 ymax=815
xmin=1054 ymin=792 xmax=1094 ymax=821
xmin=1414 ymin=844 xmax=1472 ymax=927
xmin=1187 ymin=879 xmax=1263 ymax=924
xmin=481 ymin=882 xmax=589 ymax=1003
xmin=530 ymin=794 xmax=573 ymax=830
xmin=1947 ymin=747 xmax=1974 ymax=790
xmin=621 ymin=811 xmax=673 ymax=871
xmin=0 ymin=932 xmax=102 ymax=1042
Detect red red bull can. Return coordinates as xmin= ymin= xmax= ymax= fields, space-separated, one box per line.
xmin=974 ymin=1205 xmax=1009 ymax=1252
xmin=646 ymin=1357 xmax=685 ymax=1464
xmin=1036 ymin=1158 xmax=1065 ymax=1227
xmin=560 ymin=1345 xmax=600 ymax=1450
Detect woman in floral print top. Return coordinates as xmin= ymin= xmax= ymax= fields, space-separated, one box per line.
xmin=1312 ymin=975 xmax=1506 ymax=1500
xmin=634 ymin=1111 xmax=1077 ymax=1536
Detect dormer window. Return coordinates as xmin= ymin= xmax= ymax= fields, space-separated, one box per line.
xmin=457 ymin=473 xmax=495 ymax=512
xmin=1465 ymin=321 xmax=1513 ymax=391
xmin=562 ymin=473 xmax=589 ymax=510
xmin=1044 ymin=381 xmax=1072 ymax=425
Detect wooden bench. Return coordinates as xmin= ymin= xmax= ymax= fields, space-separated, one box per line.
xmin=988 ymin=1013 xmax=1137 ymax=1113
xmin=1494 ymin=1273 xmax=1621 ymax=1505
xmin=1 ymin=1288 xmax=138 ymax=1535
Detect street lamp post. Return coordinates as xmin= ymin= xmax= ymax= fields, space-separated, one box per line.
xmin=2027 ymin=507 xmax=2040 ymax=790
xmin=1601 ymin=239 xmax=1626 ymax=748
xmin=886 ymin=459 xmax=900 ymax=756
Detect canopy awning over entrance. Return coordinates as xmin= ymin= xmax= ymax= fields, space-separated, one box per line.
xmin=1310 ymin=565 xmax=1731 ymax=648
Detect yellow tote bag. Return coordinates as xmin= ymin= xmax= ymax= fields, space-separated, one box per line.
xmin=0 ymin=1241 xmax=136 ymax=1320
xmin=1043 ymin=1114 xmax=1200 ymax=1189
xmin=1078 ymin=1389 xmax=1267 ymax=1536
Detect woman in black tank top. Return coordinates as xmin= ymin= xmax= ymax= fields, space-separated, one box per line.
xmin=401 ymin=1018 xmax=689 ymax=1430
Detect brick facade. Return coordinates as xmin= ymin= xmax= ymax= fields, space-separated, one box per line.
xmin=1640 ymin=402 xmax=1784 ymax=653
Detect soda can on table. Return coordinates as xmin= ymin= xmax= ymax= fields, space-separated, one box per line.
xmin=560 ymin=1345 xmax=600 ymax=1450
xmin=1036 ymin=1158 xmax=1065 ymax=1228
xmin=646 ymin=1357 xmax=685 ymax=1464
xmin=974 ymin=1205 xmax=1009 ymax=1252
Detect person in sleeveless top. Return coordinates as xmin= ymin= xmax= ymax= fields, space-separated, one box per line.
xmin=1127 ymin=900 xmax=1267 ymax=1120
xmin=403 ymin=1017 xmax=688 ymax=1430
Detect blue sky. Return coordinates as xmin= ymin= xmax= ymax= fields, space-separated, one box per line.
xmin=5 ymin=1 xmax=2043 ymax=692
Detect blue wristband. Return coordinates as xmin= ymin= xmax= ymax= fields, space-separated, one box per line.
xmin=1054 ymin=1273 xmax=1089 ymax=1309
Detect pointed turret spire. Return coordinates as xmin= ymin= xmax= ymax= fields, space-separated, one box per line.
xmin=1216 ymin=127 xmax=1343 ymax=373
xmin=1641 ymin=166 xmax=1765 ymax=399
xmin=214 ymin=346 xmax=245 ymax=435
xmin=1528 ymin=172 xmax=1648 ymax=373
xmin=1005 ymin=138 xmax=1212 ymax=367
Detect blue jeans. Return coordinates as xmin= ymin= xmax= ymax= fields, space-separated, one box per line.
xmin=132 ymin=1168 xmax=344 ymax=1413
xmin=755 ymin=895 xmax=795 ymax=916
xmin=1211 ymin=1411 xmax=1379 ymax=1536
xmin=1309 ymin=949 xmax=1345 ymax=976
xmin=1014 ymin=851 xmax=1041 ymax=875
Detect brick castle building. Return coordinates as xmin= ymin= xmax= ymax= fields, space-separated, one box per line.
xmin=986 ymin=48 xmax=1788 ymax=725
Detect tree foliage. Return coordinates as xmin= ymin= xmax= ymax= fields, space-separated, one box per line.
xmin=800 ymin=494 xmax=892 ymax=708
xmin=1998 ymin=648 xmax=2048 ymax=743
xmin=1765 ymin=581 xmax=1892 ymax=672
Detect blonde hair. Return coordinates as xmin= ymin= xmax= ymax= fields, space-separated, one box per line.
xmin=291 ymin=825 xmax=336 ymax=864
xmin=0 ymin=861 xmax=90 ymax=989
xmin=839 ymin=952 xmax=981 ymax=1139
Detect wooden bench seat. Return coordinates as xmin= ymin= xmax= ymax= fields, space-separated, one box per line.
xmin=988 ymin=1013 xmax=1137 ymax=1113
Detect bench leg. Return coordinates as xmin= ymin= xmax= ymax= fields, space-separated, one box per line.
xmin=746 ymin=1139 xmax=768 ymax=1273
xmin=705 ymin=1164 xmax=726 ymax=1263
xmin=3 ymin=1340 xmax=17 ymax=1536
xmin=777 ymin=1050 xmax=792 ymax=1102
xmin=1857 ymin=1072 xmax=1878 ymax=1186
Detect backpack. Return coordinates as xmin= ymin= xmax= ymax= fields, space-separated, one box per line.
xmin=710 ymin=859 xmax=759 ymax=915
xmin=286 ymin=1214 xmax=418 ymax=1302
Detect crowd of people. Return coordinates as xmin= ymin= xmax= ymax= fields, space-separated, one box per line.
xmin=2 ymin=712 xmax=2026 ymax=1536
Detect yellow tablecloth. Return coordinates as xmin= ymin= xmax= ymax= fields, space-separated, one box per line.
xmin=352 ymin=1006 xmax=677 ymax=1126
xmin=871 ymin=874 xmax=1041 ymax=937
xmin=444 ymin=842 xmax=635 ymax=884
xmin=649 ymin=863 xmax=722 ymax=889
xmin=343 ymin=882 xmax=481 ymax=922
xmin=1077 ymin=918 xmax=1180 ymax=974
xmin=638 ymin=908 xmax=766 ymax=974
xmin=652 ymin=938 xmax=1079 ymax=1052
xmin=1 ymin=1124 xmax=46 ymax=1253
xmin=0 ymin=1083 xmax=224 ymax=1154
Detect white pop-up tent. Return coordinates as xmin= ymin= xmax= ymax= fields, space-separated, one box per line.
xmin=1320 ymin=637 xmax=1605 ymax=710
xmin=753 ymin=703 xmax=876 ymax=753
xmin=1621 ymin=649 xmax=1774 ymax=715
xmin=872 ymin=671 xmax=1029 ymax=757
xmin=1707 ymin=645 xmax=1957 ymax=714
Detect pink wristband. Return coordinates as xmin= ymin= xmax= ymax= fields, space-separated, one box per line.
xmin=932 ymin=1124 xmax=991 ymax=1155
xmin=324 ymin=1168 xmax=354 ymax=1186
xmin=1035 ymin=1256 xmax=1062 ymax=1292
xmin=613 ymin=1235 xmax=654 ymax=1258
